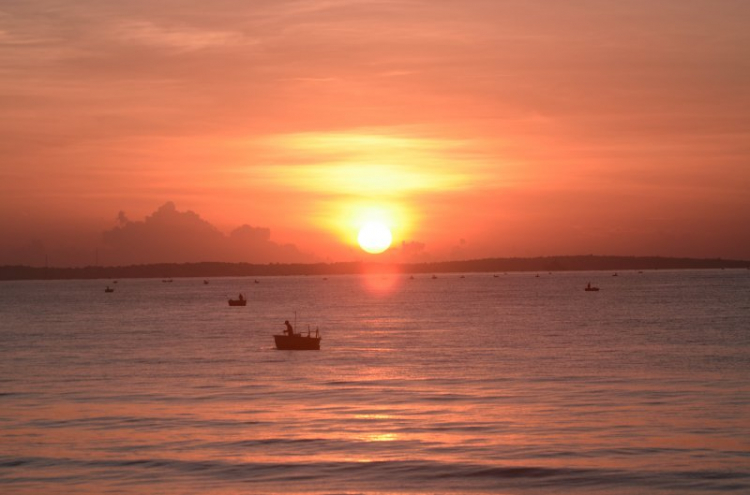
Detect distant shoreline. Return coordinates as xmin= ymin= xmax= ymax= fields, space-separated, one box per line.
xmin=1 ymin=255 xmax=748 ymax=281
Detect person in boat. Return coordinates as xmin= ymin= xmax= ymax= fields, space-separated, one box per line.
xmin=284 ymin=320 xmax=294 ymax=336
xmin=238 ymin=293 xmax=244 ymax=301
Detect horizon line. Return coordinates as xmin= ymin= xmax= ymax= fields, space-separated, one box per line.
xmin=2 ymin=255 xmax=748 ymax=281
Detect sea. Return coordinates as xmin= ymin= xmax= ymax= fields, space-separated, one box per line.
xmin=1 ymin=269 xmax=748 ymax=494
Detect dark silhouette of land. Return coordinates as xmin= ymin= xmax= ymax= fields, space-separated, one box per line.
xmin=1 ymin=255 xmax=748 ymax=280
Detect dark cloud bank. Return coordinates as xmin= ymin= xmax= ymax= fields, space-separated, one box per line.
xmin=100 ymin=202 xmax=313 ymax=266
xmin=0 ymin=202 xmax=430 ymax=267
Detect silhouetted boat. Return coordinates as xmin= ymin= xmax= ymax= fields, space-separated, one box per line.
xmin=274 ymin=328 xmax=321 ymax=350
xmin=204 ymin=280 xmax=209 ymax=285
xmin=228 ymin=294 xmax=247 ymax=306
xmin=584 ymin=282 xmax=599 ymax=292
xmin=104 ymin=286 xmax=114 ymax=293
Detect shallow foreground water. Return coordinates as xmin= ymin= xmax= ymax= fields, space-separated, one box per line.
xmin=1 ymin=269 xmax=749 ymax=494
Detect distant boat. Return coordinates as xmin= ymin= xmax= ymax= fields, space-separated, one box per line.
xmin=228 ymin=294 xmax=247 ymax=306
xmin=584 ymin=282 xmax=599 ymax=292
xmin=274 ymin=327 xmax=321 ymax=350
xmin=493 ymin=274 xmax=498 ymax=278
xmin=254 ymin=280 xmax=260 ymax=284
xmin=104 ymin=286 xmax=114 ymax=293
xmin=409 ymin=275 xmax=415 ymax=280
xmin=612 ymin=273 xmax=618 ymax=277
xmin=432 ymin=275 xmax=438 ymax=279
xmin=204 ymin=280 xmax=209 ymax=285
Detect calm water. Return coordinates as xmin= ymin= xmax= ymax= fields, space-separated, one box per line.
xmin=1 ymin=270 xmax=749 ymax=494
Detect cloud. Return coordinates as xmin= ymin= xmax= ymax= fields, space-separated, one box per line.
xmin=109 ymin=20 xmax=252 ymax=52
xmin=101 ymin=202 xmax=313 ymax=265
xmin=389 ymin=239 xmax=429 ymax=263
xmin=248 ymin=131 xmax=485 ymax=197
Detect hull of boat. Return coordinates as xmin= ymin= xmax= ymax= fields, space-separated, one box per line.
xmin=228 ymin=299 xmax=247 ymax=306
xmin=274 ymin=334 xmax=321 ymax=350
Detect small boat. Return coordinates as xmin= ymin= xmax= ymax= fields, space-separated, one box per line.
xmin=274 ymin=327 xmax=321 ymax=350
xmin=432 ymin=275 xmax=438 ymax=279
xmin=228 ymin=294 xmax=247 ymax=306
xmin=104 ymin=286 xmax=114 ymax=293
xmin=204 ymin=280 xmax=209 ymax=285
xmin=584 ymin=282 xmax=599 ymax=292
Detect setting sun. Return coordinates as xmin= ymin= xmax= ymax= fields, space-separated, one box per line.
xmin=357 ymin=221 xmax=393 ymax=254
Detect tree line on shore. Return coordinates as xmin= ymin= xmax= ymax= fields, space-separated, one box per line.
xmin=1 ymin=255 xmax=748 ymax=280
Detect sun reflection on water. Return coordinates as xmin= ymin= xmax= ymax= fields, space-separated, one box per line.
xmin=360 ymin=432 xmax=398 ymax=442
xmin=360 ymin=270 xmax=403 ymax=296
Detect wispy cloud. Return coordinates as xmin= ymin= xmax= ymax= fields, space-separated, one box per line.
xmin=109 ymin=20 xmax=253 ymax=52
xmin=244 ymin=131 xmax=485 ymax=196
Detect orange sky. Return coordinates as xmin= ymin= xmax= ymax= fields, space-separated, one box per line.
xmin=1 ymin=1 xmax=749 ymax=266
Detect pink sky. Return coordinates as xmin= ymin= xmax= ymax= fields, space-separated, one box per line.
xmin=1 ymin=1 xmax=749 ymax=266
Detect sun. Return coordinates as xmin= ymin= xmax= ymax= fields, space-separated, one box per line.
xmin=357 ymin=221 xmax=393 ymax=254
